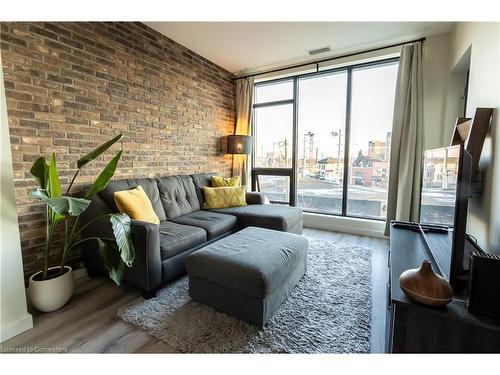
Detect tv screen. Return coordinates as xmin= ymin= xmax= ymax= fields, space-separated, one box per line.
xmin=420 ymin=146 xmax=460 ymax=226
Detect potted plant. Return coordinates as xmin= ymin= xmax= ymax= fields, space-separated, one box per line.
xmin=28 ymin=134 xmax=135 ymax=312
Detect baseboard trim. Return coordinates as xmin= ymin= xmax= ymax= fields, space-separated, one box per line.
xmin=304 ymin=212 xmax=387 ymax=239
xmin=5 ymin=267 xmax=87 ymax=343
xmin=0 ymin=313 xmax=33 ymax=343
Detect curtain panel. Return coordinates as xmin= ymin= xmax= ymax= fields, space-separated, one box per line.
xmin=232 ymin=77 xmax=255 ymax=186
xmin=385 ymin=42 xmax=424 ymax=235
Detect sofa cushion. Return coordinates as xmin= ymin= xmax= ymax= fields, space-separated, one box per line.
xmin=211 ymin=175 xmax=240 ymax=187
xmin=113 ymin=186 xmax=160 ymax=224
xmin=190 ymin=172 xmax=217 ymax=207
xmin=157 ymin=175 xmax=200 ymax=219
xmin=170 ymin=210 xmax=237 ymax=240
xmin=208 ymin=204 xmax=303 ymax=233
xmin=205 ymin=206 xmax=246 ymax=215
xmin=159 ymin=221 xmax=206 ymax=261
xmin=100 ymin=178 xmax=166 ymax=221
xmin=203 ymin=186 xmax=247 ymax=209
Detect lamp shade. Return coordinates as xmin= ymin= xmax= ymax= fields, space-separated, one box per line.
xmin=227 ymin=135 xmax=253 ymax=155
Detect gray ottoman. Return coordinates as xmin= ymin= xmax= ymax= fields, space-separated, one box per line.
xmin=185 ymin=226 xmax=308 ymax=328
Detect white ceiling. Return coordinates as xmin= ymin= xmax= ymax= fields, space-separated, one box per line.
xmin=144 ymin=22 xmax=455 ymax=76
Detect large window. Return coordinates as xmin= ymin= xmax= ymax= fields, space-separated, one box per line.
xmin=252 ymin=59 xmax=399 ymax=220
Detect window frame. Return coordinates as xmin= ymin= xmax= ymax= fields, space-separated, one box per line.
xmin=251 ymin=56 xmax=400 ymax=221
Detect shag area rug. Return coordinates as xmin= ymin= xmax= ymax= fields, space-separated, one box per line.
xmin=117 ymin=239 xmax=372 ymax=353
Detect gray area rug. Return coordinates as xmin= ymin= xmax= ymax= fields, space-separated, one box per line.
xmin=117 ymin=239 xmax=372 ymax=353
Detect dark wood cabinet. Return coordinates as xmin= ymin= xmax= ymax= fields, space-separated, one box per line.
xmin=387 ymin=225 xmax=500 ymax=353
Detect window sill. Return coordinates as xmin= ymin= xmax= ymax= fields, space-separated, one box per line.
xmin=303 ymin=212 xmax=387 ymax=238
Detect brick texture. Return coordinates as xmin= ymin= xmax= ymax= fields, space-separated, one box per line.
xmin=1 ymin=22 xmax=236 ymax=280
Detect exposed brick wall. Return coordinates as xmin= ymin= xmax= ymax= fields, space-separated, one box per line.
xmin=1 ymin=22 xmax=236 ymax=279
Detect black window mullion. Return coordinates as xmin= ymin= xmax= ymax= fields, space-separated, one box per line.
xmin=253 ymin=99 xmax=294 ymax=109
xmin=291 ymin=77 xmax=299 ymax=207
xmin=342 ymin=68 xmax=353 ymax=216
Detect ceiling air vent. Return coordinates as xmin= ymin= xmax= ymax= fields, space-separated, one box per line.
xmin=308 ymin=46 xmax=331 ymax=55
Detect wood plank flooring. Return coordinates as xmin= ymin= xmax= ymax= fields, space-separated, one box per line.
xmin=1 ymin=228 xmax=389 ymax=353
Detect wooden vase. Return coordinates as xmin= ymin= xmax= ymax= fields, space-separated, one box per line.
xmin=399 ymin=260 xmax=454 ymax=307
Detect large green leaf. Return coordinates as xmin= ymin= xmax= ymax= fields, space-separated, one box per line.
xmin=48 ymin=153 xmax=61 ymax=198
xmin=30 ymin=157 xmax=47 ymax=189
xmin=45 ymin=196 xmax=91 ymax=216
xmin=85 ymin=150 xmax=123 ymax=198
xmin=46 ymin=154 xmax=65 ymax=222
xmin=30 ymin=192 xmax=91 ymax=217
xmin=110 ymin=213 xmax=135 ymax=267
xmin=77 ymin=134 xmax=123 ymax=169
xmin=97 ymin=239 xmax=125 ymax=285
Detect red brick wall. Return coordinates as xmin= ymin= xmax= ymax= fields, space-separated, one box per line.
xmin=1 ymin=22 xmax=235 ymax=279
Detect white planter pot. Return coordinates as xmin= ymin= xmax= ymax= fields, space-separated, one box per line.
xmin=29 ymin=266 xmax=74 ymax=312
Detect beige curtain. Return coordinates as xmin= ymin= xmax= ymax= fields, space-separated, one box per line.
xmin=232 ymin=77 xmax=254 ymax=186
xmin=385 ymin=42 xmax=424 ymax=235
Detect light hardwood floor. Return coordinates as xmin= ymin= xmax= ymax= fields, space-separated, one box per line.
xmin=1 ymin=228 xmax=389 ymax=353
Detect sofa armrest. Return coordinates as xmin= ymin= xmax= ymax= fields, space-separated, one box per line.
xmin=81 ymin=195 xmax=163 ymax=293
xmin=124 ymin=220 xmax=162 ymax=292
xmin=246 ymin=191 xmax=268 ymax=205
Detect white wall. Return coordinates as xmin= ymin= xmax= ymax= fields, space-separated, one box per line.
xmin=422 ymin=32 xmax=452 ymax=149
xmin=448 ymin=22 xmax=500 ymax=253
xmin=0 ymin=55 xmax=33 ymax=342
xmin=443 ymin=47 xmax=470 ymax=143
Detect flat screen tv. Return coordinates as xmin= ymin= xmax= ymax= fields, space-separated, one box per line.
xmin=420 ymin=144 xmax=472 ymax=290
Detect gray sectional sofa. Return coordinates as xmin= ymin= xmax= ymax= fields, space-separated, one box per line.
xmin=81 ymin=172 xmax=303 ymax=298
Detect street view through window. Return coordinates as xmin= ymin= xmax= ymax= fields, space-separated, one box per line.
xmin=420 ymin=146 xmax=459 ymax=226
xmin=253 ymin=61 xmax=399 ymax=219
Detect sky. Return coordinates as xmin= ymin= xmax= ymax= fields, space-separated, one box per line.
xmin=254 ymin=62 xmax=399 ymax=162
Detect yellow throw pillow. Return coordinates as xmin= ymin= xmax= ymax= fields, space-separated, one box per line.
xmin=211 ymin=175 xmax=240 ymax=187
xmin=203 ymin=186 xmax=247 ymax=209
xmin=113 ymin=186 xmax=160 ymax=224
